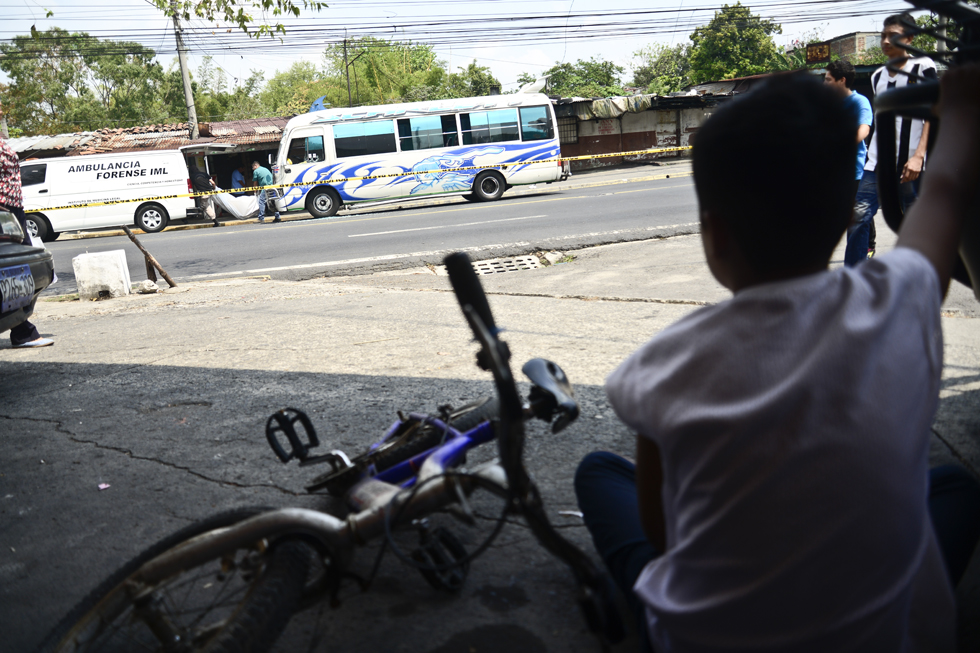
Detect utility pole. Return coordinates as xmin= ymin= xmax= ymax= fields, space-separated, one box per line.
xmin=171 ymin=1 xmax=199 ymax=139
xmin=937 ymin=15 xmax=948 ymax=54
xmin=344 ymin=39 xmax=352 ymax=108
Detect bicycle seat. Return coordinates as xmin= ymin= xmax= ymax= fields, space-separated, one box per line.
xmin=522 ymin=358 xmax=579 ymax=433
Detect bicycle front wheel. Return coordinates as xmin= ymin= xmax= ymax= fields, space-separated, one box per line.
xmin=36 ymin=507 xmax=314 ymax=653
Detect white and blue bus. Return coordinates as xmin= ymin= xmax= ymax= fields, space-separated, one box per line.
xmin=273 ymin=92 xmax=568 ymax=218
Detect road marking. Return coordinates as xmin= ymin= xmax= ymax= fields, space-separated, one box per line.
xmin=349 ymin=215 xmax=547 ymax=238
xmin=183 ymin=222 xmax=699 ymax=280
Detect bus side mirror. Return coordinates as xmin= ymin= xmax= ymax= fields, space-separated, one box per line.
xmin=268 ymin=153 xmax=273 ymax=165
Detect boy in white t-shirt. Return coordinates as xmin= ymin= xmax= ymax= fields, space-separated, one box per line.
xmin=575 ymin=69 xmax=980 ymax=652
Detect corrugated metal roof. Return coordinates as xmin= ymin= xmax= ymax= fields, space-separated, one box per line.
xmin=11 ymin=117 xmax=291 ymax=159
xmin=12 ymin=132 xmax=97 ymax=158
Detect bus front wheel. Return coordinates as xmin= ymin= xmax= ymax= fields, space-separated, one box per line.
xmin=472 ymin=172 xmax=506 ymax=202
xmin=307 ymin=187 xmax=340 ymax=218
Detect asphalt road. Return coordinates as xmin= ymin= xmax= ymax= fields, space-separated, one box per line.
xmin=42 ymin=175 xmax=698 ymax=294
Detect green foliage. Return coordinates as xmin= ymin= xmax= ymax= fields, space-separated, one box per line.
xmin=0 ymin=27 xmax=169 ymax=134
xmin=519 ymin=58 xmax=624 ymax=98
xmin=855 ymin=45 xmax=887 ymax=66
xmin=260 ymin=61 xmax=324 ymax=115
xmin=154 ymin=0 xmax=327 ymax=38
xmin=442 ymin=61 xmax=501 ymax=99
xmin=320 ymin=37 xmax=447 ymax=106
xmin=773 ymin=27 xmax=834 ymax=71
xmin=632 ymin=43 xmax=692 ymax=95
xmin=688 ymin=2 xmax=782 ymax=84
xmin=193 ymin=57 xmax=266 ymax=122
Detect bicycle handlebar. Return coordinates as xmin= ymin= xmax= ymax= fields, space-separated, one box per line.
xmin=443 ymin=252 xmax=625 ymax=645
xmin=444 ymin=252 xmax=499 ymax=335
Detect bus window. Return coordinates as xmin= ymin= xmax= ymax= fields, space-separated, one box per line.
xmin=397 ymin=115 xmax=458 ymax=151
xmin=19 ymin=164 xmax=47 ymax=186
xmin=333 ymin=121 xmax=397 ymax=159
xmin=287 ymin=135 xmax=326 ymax=164
xmin=519 ymin=106 xmax=553 ymax=141
xmin=460 ymin=109 xmax=519 ymax=145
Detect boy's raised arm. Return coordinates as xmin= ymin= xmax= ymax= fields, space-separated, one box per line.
xmin=896 ymin=64 xmax=980 ymax=294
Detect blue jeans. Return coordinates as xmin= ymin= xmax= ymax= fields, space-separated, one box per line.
xmin=575 ymin=452 xmax=980 ymax=648
xmin=575 ymin=452 xmax=658 ymax=652
xmin=844 ymin=170 xmax=919 ymax=267
xmin=257 ymin=189 xmax=280 ymax=220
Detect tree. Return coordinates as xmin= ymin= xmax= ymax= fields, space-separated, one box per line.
xmin=321 ymin=38 xmax=448 ymax=106
xmin=442 ymin=61 xmax=501 ymax=99
xmin=154 ymin=0 xmax=326 ymax=38
xmin=0 ymin=28 xmax=168 ymax=134
xmin=520 ymin=58 xmax=624 ymax=98
xmin=772 ymin=27 xmax=829 ymax=71
xmin=261 ymin=61 xmax=324 ymax=114
xmin=632 ymin=43 xmax=692 ymax=95
xmin=193 ymin=56 xmax=266 ymax=122
xmin=688 ymin=3 xmax=782 ymax=84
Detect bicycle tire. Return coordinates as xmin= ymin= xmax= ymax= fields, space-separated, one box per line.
xmin=36 ymin=507 xmax=314 ymax=653
xmin=447 ymin=397 xmax=499 ymax=433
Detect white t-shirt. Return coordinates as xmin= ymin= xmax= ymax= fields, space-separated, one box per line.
xmin=865 ymin=57 xmax=938 ymax=172
xmin=606 ymin=248 xmax=955 ymax=653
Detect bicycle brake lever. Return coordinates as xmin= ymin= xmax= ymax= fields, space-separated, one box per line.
xmin=265 ymin=408 xmax=319 ymax=463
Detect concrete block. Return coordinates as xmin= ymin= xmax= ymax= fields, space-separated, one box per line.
xmin=73 ymin=250 xmax=131 ymax=300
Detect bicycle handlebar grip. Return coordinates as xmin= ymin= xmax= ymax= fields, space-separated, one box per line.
xmin=444 ymin=252 xmax=498 ymax=333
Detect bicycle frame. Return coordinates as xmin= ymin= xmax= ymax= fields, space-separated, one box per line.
xmin=369 ymin=415 xmax=496 ymax=488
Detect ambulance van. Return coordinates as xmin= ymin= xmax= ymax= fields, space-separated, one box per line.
xmin=19 ymin=150 xmax=202 ymax=241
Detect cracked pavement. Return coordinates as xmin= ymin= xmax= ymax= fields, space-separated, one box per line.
xmin=3 ymin=215 xmax=980 ymax=652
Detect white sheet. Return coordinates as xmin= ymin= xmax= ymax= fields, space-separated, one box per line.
xmin=212 ymin=188 xmax=260 ymax=220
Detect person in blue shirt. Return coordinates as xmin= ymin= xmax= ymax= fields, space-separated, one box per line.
xmin=824 ymin=59 xmax=873 ymax=193
xmin=231 ymin=165 xmax=247 ymax=197
xmin=251 ymin=161 xmax=281 ymax=223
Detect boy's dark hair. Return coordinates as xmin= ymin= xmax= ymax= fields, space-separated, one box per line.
xmin=692 ymin=74 xmax=855 ymax=274
xmin=826 ymin=59 xmax=856 ymax=89
xmin=883 ymin=12 xmax=915 ymax=32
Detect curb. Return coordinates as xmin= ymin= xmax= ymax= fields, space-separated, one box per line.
xmin=55 ymin=164 xmax=693 ymax=241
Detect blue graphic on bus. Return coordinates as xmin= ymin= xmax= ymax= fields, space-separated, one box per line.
xmin=281 ymin=141 xmax=559 ymax=209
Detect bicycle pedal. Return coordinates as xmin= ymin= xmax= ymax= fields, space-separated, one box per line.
xmin=266 ymin=408 xmax=319 ymax=463
xmin=413 ymin=526 xmax=469 ymax=592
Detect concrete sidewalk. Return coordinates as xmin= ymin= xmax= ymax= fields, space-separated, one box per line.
xmin=56 ymin=159 xmax=693 ymax=240
xmin=3 ymin=212 xmax=979 ymax=652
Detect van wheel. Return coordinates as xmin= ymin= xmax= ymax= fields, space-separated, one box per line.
xmin=472 ymin=172 xmax=506 ymax=202
xmin=26 ymin=214 xmax=51 ymax=242
xmin=306 ymin=187 xmax=340 ymax=218
xmin=136 ymin=204 xmax=169 ymax=233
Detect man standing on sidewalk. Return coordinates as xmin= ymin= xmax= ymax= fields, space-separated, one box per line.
xmin=251 ymin=161 xmax=281 ymax=224
xmin=844 ymin=12 xmax=937 ymax=266
xmin=824 ymin=59 xmax=872 ymax=206
xmin=0 ymin=102 xmax=53 ymax=348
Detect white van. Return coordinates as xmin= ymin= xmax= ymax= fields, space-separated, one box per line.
xmin=19 ymin=149 xmax=202 ymax=241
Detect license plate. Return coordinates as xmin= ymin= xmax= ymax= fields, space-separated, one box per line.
xmin=0 ymin=264 xmax=35 ymax=313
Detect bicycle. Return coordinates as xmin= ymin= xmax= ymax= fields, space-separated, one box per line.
xmin=36 ymin=252 xmax=624 ymax=653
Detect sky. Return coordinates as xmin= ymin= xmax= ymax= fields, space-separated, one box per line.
xmin=2 ymin=0 xmax=912 ymax=93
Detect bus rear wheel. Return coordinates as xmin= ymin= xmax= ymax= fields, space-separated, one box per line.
xmin=307 ymin=187 xmax=340 ymax=218
xmin=472 ymin=172 xmax=506 ymax=202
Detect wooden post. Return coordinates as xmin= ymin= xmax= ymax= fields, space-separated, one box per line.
xmin=122 ymin=226 xmax=177 ymax=288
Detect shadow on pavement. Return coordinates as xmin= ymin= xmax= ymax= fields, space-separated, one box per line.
xmin=0 ymin=361 xmax=635 ymax=653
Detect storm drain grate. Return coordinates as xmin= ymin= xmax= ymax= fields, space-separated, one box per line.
xmin=471 ymin=256 xmax=541 ymax=275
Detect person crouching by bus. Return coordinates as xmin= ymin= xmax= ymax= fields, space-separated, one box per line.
xmin=251 ymin=161 xmax=281 ymax=224
xmin=188 ymin=163 xmax=219 ymax=228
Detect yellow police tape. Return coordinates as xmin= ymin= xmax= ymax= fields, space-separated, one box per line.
xmin=33 ymin=145 xmax=693 ymax=213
